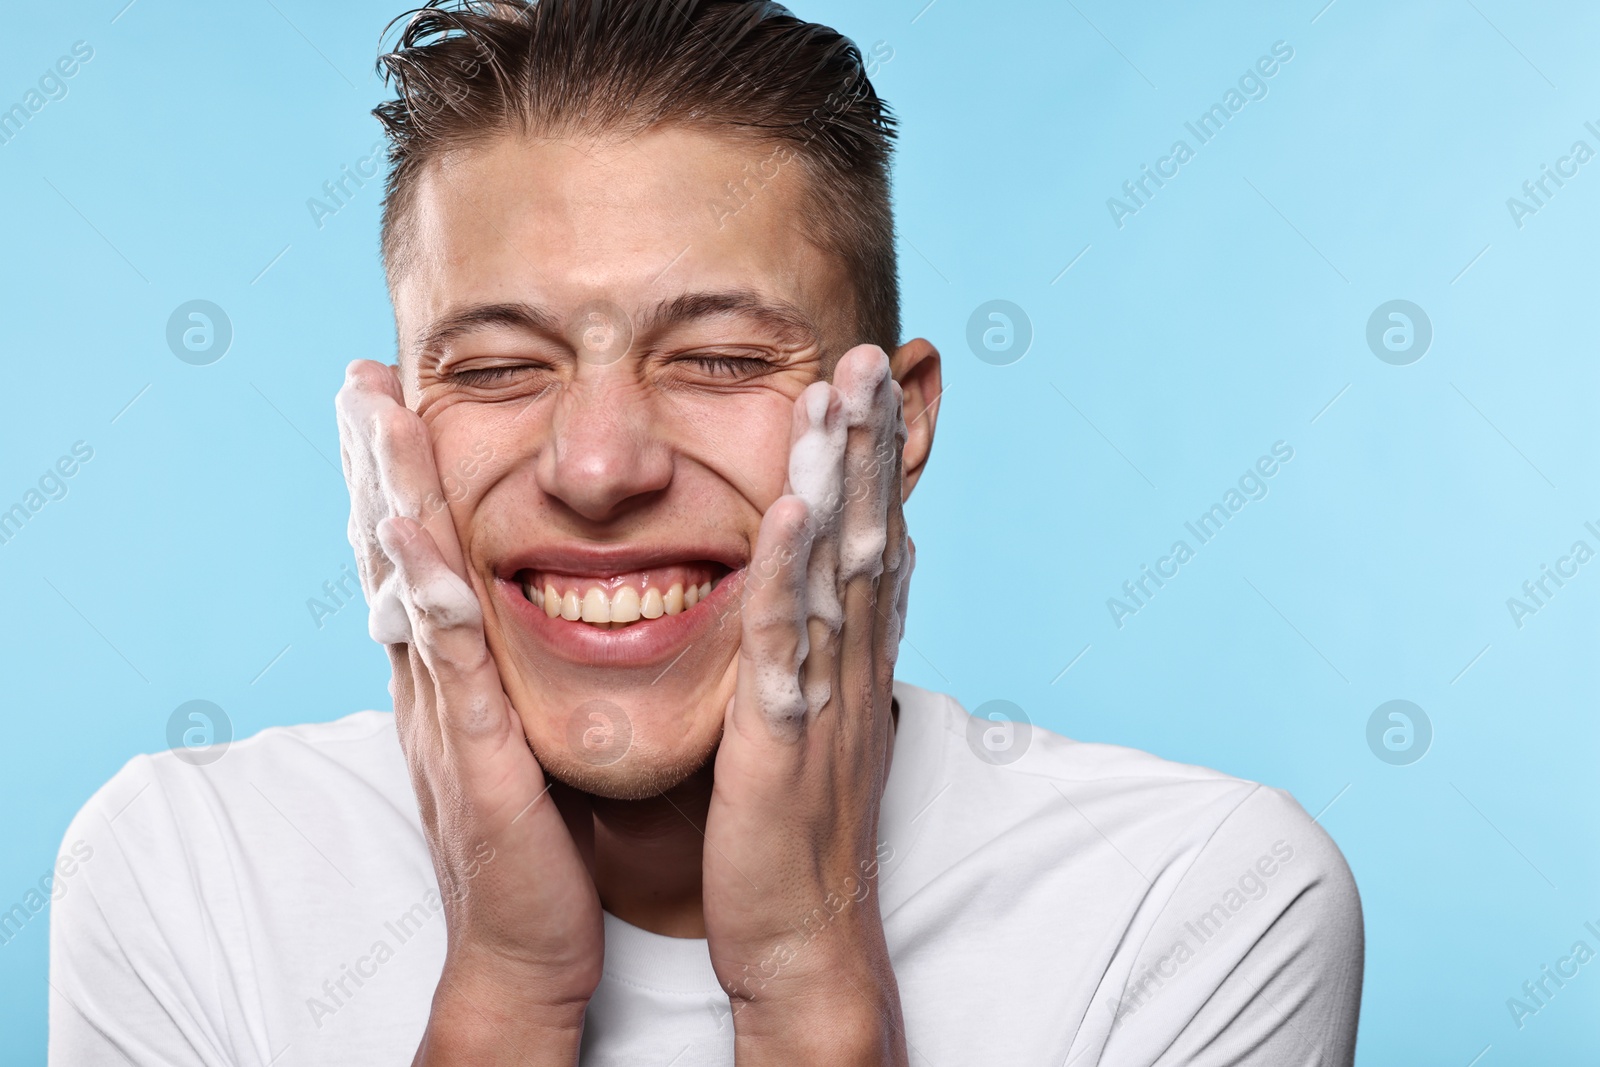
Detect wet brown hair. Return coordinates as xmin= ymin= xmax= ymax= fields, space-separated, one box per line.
xmin=374 ymin=0 xmax=900 ymax=350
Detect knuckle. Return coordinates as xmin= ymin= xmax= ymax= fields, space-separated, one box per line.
xmin=343 ymin=358 xmax=390 ymax=391
xmin=409 ymin=574 xmax=484 ymax=633
xmin=336 ymin=362 xmax=391 ymax=413
xmin=804 ymin=608 xmax=845 ymax=639
xmin=438 ymin=690 xmax=500 ymax=736
xmin=372 ymin=404 xmax=417 ymax=446
xmin=745 ymin=613 xmax=806 ymax=646
xmin=841 ymin=534 xmax=888 ymax=581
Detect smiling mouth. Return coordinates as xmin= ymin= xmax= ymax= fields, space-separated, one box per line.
xmin=514 ymin=563 xmax=731 ymax=630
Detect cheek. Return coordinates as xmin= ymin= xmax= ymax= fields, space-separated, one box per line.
xmin=673 ymin=390 xmax=797 ymax=505
xmin=422 ymin=401 xmax=527 ymax=509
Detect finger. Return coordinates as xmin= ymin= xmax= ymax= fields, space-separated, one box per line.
xmin=372 ymin=397 xmax=468 ymax=577
xmin=381 ymin=519 xmax=557 ymax=860
xmin=868 ymin=530 xmax=910 ymax=787
xmin=784 ymin=381 xmax=845 ymax=716
xmin=335 ymin=360 xmax=405 ymax=519
xmin=882 ymin=534 xmax=914 ymax=675
xmin=734 ymin=494 xmax=814 ymax=742
xmin=386 ymin=642 xmax=422 ymax=745
xmin=832 ymin=347 xmax=897 ymax=714
xmin=336 ymin=361 xmax=404 ymax=603
xmin=390 ymin=641 xmax=449 ymax=774
xmin=336 ymin=361 xmax=419 ymax=645
xmin=384 ymin=638 xmax=447 ymax=850
xmin=335 ymin=359 xmax=404 ymax=470
xmin=366 ymin=408 xmax=464 ymax=644
xmin=873 ymin=381 xmax=912 ymax=678
xmin=377 ymin=516 xmax=520 ymax=768
xmin=833 ymin=345 xmax=895 ymax=585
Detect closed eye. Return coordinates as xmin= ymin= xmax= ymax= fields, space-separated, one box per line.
xmin=678 ymin=354 xmax=777 ymax=378
xmin=448 ymin=364 xmax=546 ymax=386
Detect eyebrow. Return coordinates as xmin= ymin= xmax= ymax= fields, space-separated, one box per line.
xmin=415 ymin=302 xmax=563 ymax=361
xmin=414 ymin=289 xmax=820 ymax=362
xmin=641 ymin=289 xmax=819 ymax=345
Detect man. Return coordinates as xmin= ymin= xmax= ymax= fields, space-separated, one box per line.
xmin=50 ymin=2 xmax=1363 ymax=1064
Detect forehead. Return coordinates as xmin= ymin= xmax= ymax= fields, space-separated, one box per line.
xmin=392 ymin=126 xmax=855 ymax=346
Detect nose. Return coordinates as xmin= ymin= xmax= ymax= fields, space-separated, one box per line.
xmin=536 ymin=375 xmax=673 ymax=523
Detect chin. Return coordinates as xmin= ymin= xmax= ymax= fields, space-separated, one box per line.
xmin=531 ymin=735 xmax=720 ymax=799
xmin=512 ymin=687 xmax=732 ymax=806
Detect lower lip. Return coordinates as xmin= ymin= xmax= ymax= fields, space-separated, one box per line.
xmin=495 ymin=569 xmax=746 ymax=669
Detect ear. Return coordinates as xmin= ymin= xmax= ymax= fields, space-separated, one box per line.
xmin=888 ymin=337 xmax=941 ymax=502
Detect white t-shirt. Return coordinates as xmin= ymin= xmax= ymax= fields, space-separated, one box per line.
xmin=49 ymin=682 xmax=1362 ymax=1065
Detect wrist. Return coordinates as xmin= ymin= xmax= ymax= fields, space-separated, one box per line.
xmin=416 ymin=958 xmax=591 ymax=1067
xmin=727 ymin=935 xmax=907 ymax=1067
xmin=732 ymin=982 xmax=906 ymax=1067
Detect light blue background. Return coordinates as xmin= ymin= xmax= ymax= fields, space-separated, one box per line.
xmin=3 ymin=1 xmax=1596 ymax=1062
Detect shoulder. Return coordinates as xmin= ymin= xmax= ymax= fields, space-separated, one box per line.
xmin=50 ymin=713 xmax=436 ymax=1061
xmin=888 ymin=680 xmax=1360 ymax=928
xmin=62 ymin=709 xmax=406 ymax=851
xmin=887 ymin=683 xmax=1363 ymax=1060
xmin=54 ymin=709 xmax=418 ymax=927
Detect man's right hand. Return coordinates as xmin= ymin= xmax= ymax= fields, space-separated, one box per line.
xmin=336 ymin=360 xmax=602 ymax=1066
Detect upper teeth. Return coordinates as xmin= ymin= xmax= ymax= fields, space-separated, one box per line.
xmin=522 ymin=579 xmax=714 ymax=625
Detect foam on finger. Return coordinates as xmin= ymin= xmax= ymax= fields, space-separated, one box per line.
xmin=787 ymin=382 xmax=847 ymax=640
xmin=835 ymin=347 xmax=895 ymax=583
xmin=375 ymin=519 xmax=484 ymax=651
xmin=338 ymin=374 xmax=415 ymax=645
xmin=739 ymin=495 xmax=814 ymax=739
xmin=368 ymin=575 xmax=413 ymax=645
xmin=787 ymin=383 xmax=846 ymax=524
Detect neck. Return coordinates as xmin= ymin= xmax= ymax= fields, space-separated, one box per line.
xmin=571 ymin=762 xmax=717 ymax=938
xmin=557 ymin=697 xmax=898 ymax=940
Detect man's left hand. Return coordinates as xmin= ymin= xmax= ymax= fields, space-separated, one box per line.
xmin=703 ymin=344 xmax=913 ymax=1067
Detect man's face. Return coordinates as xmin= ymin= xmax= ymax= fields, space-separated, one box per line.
xmin=390 ymin=127 xmax=876 ymax=798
